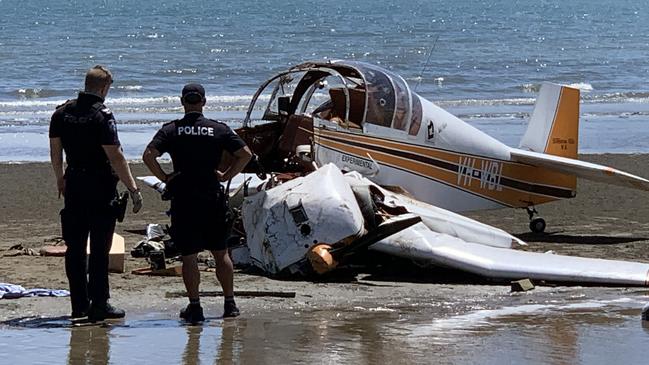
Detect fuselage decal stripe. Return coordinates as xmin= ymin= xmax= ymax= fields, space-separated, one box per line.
xmin=314 ymin=141 xmax=515 ymax=207
xmin=316 ymin=132 xmax=573 ymax=199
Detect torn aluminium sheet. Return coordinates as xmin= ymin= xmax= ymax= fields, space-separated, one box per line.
xmin=242 ymin=164 xmax=649 ymax=285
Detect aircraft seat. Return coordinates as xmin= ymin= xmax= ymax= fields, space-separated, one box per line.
xmin=277 ymin=114 xmax=314 ymax=157
xmin=328 ymin=88 xmax=365 ymax=127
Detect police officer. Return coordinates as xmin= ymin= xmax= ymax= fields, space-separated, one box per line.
xmin=49 ymin=65 xmax=143 ymax=321
xmin=142 ymin=83 xmax=252 ymax=322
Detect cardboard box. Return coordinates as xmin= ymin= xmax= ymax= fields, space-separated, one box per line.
xmin=87 ymin=233 xmax=125 ymax=273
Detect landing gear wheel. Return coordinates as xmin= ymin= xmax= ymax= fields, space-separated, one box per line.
xmin=529 ymin=217 xmax=546 ymax=233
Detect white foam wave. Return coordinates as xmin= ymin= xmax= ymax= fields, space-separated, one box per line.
xmin=117 ymin=85 xmax=143 ymax=91
xmin=437 ymin=97 xmax=536 ymax=107
xmin=521 ymin=83 xmax=540 ymax=93
xmin=567 ymin=82 xmax=593 ymax=92
xmin=0 ymin=94 xmax=268 ymax=109
xmin=521 ymin=82 xmax=593 ymax=94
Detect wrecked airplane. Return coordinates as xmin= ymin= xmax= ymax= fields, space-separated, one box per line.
xmin=237 ymin=60 xmax=649 ymax=233
xmin=139 ymin=59 xmax=649 ymax=286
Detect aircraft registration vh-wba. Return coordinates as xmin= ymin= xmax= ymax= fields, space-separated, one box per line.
xmin=238 ymin=59 xmax=649 ymax=233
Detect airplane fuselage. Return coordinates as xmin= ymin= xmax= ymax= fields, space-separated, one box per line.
xmin=313 ymin=96 xmax=575 ymax=212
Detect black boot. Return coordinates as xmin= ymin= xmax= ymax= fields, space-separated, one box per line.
xmin=223 ymin=299 xmax=240 ymax=318
xmin=70 ymin=310 xmax=88 ymax=320
xmin=88 ymin=301 xmax=126 ymax=321
xmin=180 ymin=303 xmax=205 ymax=323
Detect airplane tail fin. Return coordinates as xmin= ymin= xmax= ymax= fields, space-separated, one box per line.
xmin=519 ymin=83 xmax=580 ymax=159
xmin=513 ymin=83 xmax=649 ymax=194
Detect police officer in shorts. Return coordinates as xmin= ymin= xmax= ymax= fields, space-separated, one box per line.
xmin=49 ymin=65 xmax=143 ymax=321
xmin=142 ymin=83 xmax=252 ymax=322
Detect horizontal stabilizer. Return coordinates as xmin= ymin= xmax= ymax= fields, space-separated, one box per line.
xmin=372 ymin=224 xmax=649 ymax=286
xmin=510 ymin=149 xmax=649 ymax=191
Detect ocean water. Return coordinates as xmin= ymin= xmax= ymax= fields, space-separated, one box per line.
xmin=1 ymin=0 xmax=648 ymax=161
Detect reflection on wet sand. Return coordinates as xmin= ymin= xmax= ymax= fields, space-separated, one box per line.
xmin=182 ymin=326 xmax=201 ymax=365
xmin=68 ymin=326 xmax=110 ymax=364
xmin=4 ymin=300 xmax=649 ymax=364
xmin=179 ymin=312 xmax=418 ymax=364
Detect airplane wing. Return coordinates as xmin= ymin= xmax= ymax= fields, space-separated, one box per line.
xmin=371 ymin=223 xmax=649 ymax=286
xmin=510 ymin=148 xmax=649 ymax=191
xmin=344 ymin=171 xmax=525 ymax=249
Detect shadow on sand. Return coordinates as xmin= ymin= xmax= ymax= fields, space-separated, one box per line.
xmin=515 ymin=231 xmax=648 ymax=245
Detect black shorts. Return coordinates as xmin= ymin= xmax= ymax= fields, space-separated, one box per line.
xmin=169 ymin=191 xmax=230 ymax=256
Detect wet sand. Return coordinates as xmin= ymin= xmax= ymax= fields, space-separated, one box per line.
xmin=1 ymin=154 xmax=649 ymax=322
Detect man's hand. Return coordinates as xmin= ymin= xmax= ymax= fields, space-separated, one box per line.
xmin=215 ymin=146 xmax=253 ymax=183
xmin=56 ymin=176 xmax=65 ymax=198
xmin=129 ymin=188 xmax=143 ymax=213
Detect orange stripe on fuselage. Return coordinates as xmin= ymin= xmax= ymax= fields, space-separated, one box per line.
xmin=314 ymin=128 xmax=575 ymax=208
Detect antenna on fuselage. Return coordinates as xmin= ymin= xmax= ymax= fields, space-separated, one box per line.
xmin=414 ymin=35 xmax=439 ymax=92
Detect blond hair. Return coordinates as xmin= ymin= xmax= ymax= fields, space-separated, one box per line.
xmin=84 ymin=65 xmax=113 ymax=92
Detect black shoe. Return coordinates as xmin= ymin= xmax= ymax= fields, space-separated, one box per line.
xmin=88 ymin=302 xmax=126 ymax=322
xmin=70 ymin=310 xmax=88 ymax=320
xmin=180 ymin=303 xmax=205 ymax=323
xmin=223 ymin=300 xmax=240 ymax=318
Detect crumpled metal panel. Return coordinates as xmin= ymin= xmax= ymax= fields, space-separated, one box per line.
xmin=243 ymin=164 xmax=364 ymax=274
xmin=343 ymin=171 xmax=521 ymax=248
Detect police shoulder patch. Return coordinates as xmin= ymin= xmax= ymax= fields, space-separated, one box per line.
xmin=109 ymin=120 xmax=118 ymax=134
xmin=162 ymin=119 xmax=179 ymax=127
xmin=56 ymin=99 xmax=73 ymax=109
xmin=101 ymin=107 xmax=112 ymax=114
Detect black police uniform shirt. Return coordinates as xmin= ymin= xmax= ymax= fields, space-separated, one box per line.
xmin=49 ymin=92 xmax=120 ymax=171
xmin=147 ymin=112 xmax=246 ymax=188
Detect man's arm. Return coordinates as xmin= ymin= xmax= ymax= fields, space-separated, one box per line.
xmin=103 ymin=145 xmax=143 ymax=213
xmin=142 ymin=146 xmax=169 ymax=182
xmin=49 ymin=137 xmax=65 ymax=198
xmin=216 ymin=146 xmax=253 ymax=182
xmin=103 ymin=145 xmax=138 ymax=191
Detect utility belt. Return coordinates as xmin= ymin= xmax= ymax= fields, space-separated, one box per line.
xmin=66 ymin=164 xmax=115 ymax=178
xmin=163 ymin=170 xmax=224 ymax=201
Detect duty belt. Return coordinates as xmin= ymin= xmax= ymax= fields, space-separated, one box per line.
xmin=66 ymin=165 xmax=114 ymax=176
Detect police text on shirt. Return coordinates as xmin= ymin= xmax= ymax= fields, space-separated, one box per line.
xmin=178 ymin=126 xmax=214 ymax=136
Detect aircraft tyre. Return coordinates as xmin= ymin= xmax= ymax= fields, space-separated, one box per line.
xmin=529 ymin=218 xmax=546 ymax=233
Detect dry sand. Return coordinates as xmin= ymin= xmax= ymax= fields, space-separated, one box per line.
xmin=1 ymin=155 xmax=649 ymax=321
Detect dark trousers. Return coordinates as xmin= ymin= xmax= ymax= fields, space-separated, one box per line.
xmin=61 ymin=168 xmax=118 ymax=314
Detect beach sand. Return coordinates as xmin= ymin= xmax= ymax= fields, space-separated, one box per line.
xmin=1 ymin=154 xmax=649 ymax=321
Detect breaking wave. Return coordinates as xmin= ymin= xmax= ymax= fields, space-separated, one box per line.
xmin=520 ymin=82 xmax=594 ymax=94
xmin=116 ymin=85 xmax=143 ymax=91
xmin=436 ymin=90 xmax=649 ymax=108
xmin=11 ymin=88 xmax=65 ymax=99
xmin=0 ymin=94 xmax=267 ymax=113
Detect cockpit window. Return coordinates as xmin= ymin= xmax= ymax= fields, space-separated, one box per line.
xmin=388 ymin=70 xmax=411 ymax=131
xmin=408 ymin=93 xmax=422 ymax=136
xmin=245 ymin=77 xmax=281 ymax=123
xmin=362 ymin=67 xmax=395 ymax=127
